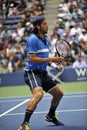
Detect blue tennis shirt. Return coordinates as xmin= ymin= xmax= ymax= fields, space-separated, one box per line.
xmin=25 ymin=34 xmax=50 ymax=72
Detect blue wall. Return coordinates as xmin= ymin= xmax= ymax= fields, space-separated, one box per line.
xmin=59 ymin=67 xmax=87 ymax=82
xmin=0 ymin=72 xmax=26 ymax=87
xmin=0 ymin=67 xmax=87 ymax=87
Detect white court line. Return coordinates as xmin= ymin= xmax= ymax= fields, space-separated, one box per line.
xmin=0 ymin=99 xmax=29 ymax=118
xmin=0 ymin=99 xmax=26 ymax=103
xmin=0 ymin=93 xmax=87 ymax=118
xmin=0 ymin=93 xmax=87 ymax=103
xmin=0 ymin=92 xmax=87 ymax=100
xmin=4 ymin=108 xmax=87 ymax=116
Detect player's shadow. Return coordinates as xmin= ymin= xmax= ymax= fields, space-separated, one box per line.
xmin=45 ymin=125 xmax=87 ymax=130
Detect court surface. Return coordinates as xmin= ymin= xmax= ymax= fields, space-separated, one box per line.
xmin=0 ymin=93 xmax=87 ymax=130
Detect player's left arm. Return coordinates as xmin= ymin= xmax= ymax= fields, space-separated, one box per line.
xmin=48 ymin=62 xmax=63 ymax=72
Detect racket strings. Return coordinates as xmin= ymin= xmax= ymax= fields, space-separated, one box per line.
xmin=56 ymin=40 xmax=70 ymax=58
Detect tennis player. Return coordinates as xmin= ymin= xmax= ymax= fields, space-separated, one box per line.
xmin=18 ymin=16 xmax=64 ymax=130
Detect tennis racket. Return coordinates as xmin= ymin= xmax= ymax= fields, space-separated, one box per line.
xmin=55 ymin=38 xmax=71 ymax=58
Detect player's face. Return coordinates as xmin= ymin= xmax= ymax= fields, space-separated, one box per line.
xmin=39 ymin=20 xmax=48 ymax=34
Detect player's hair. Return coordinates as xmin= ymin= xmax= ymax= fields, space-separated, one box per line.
xmin=32 ymin=16 xmax=45 ymax=34
xmin=33 ymin=27 xmax=38 ymax=34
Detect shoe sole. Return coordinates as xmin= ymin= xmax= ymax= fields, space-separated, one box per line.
xmin=44 ymin=116 xmax=64 ymax=126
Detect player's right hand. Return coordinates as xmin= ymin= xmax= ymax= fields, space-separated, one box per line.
xmin=51 ymin=56 xmax=64 ymax=64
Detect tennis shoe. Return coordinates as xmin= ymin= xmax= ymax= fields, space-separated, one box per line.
xmin=45 ymin=114 xmax=64 ymax=126
xmin=18 ymin=123 xmax=30 ymax=130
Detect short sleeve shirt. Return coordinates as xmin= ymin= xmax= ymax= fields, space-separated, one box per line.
xmin=25 ymin=34 xmax=50 ymax=72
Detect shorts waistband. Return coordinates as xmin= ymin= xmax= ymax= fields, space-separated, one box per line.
xmin=25 ymin=69 xmax=47 ymax=75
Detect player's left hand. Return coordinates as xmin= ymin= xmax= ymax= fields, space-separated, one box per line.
xmin=56 ymin=65 xmax=64 ymax=72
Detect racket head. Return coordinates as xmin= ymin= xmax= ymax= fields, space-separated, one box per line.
xmin=55 ymin=39 xmax=71 ymax=58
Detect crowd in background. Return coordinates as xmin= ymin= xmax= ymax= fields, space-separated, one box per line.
xmin=0 ymin=0 xmax=87 ymax=73
xmin=50 ymin=0 xmax=87 ymax=66
xmin=0 ymin=0 xmax=46 ymax=73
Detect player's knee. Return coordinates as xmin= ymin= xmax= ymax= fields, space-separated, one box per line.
xmin=60 ymin=91 xmax=64 ymax=98
xmin=34 ymin=91 xmax=43 ymax=103
xmin=37 ymin=92 xmax=43 ymax=99
xmin=55 ymin=91 xmax=63 ymax=100
xmin=58 ymin=91 xmax=63 ymax=100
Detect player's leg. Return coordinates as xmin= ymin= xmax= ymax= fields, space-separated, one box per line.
xmin=45 ymin=86 xmax=64 ymax=126
xmin=18 ymin=71 xmax=43 ymax=130
xmin=43 ymin=74 xmax=63 ymax=116
xmin=23 ymin=87 xmax=43 ymax=124
xmin=18 ymin=87 xmax=43 ymax=130
xmin=43 ymin=73 xmax=64 ymax=126
xmin=45 ymin=86 xmax=64 ymax=125
xmin=49 ymin=86 xmax=63 ymax=107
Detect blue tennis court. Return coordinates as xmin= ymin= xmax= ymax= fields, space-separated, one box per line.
xmin=0 ymin=93 xmax=87 ymax=130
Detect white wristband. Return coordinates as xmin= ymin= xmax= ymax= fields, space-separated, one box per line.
xmin=51 ymin=63 xmax=57 ymax=68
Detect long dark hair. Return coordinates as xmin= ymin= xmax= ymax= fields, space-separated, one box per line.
xmin=32 ymin=27 xmax=38 ymax=34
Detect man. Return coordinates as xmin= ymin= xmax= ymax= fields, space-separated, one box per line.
xmin=72 ymin=54 xmax=87 ymax=68
xmin=18 ymin=16 xmax=64 ymax=130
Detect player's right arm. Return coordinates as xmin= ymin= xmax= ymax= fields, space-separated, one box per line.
xmin=26 ymin=35 xmax=64 ymax=64
xmin=29 ymin=53 xmax=63 ymax=64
